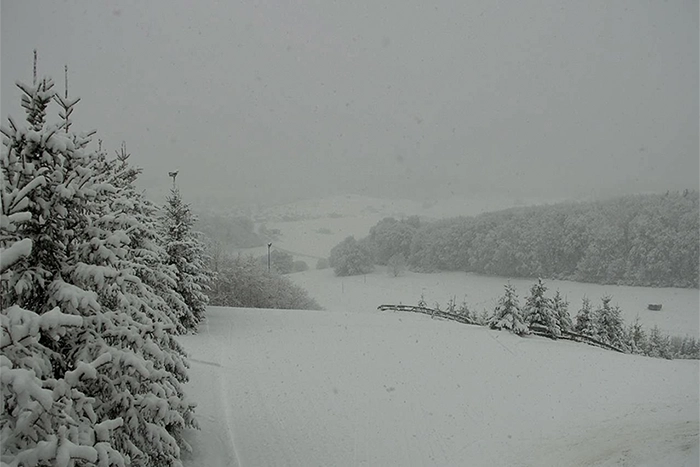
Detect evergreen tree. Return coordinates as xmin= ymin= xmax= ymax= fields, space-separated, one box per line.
xmin=523 ymin=279 xmax=560 ymax=338
xmin=595 ymin=296 xmax=626 ymax=349
xmin=689 ymin=337 xmax=700 ymax=359
xmin=1 ymin=68 xmax=196 ymax=465
xmin=488 ymin=283 xmax=528 ymax=335
xmin=551 ymin=290 xmax=573 ymax=333
xmin=75 ymin=150 xmax=197 ymax=464
xmin=624 ymin=317 xmax=647 ymax=354
xmin=456 ymin=298 xmax=476 ymax=324
xmin=97 ymin=144 xmax=190 ymax=334
xmin=668 ymin=335 xmax=686 ymax=359
xmin=2 ymin=100 xmax=125 ymax=463
xmin=574 ymin=297 xmax=597 ymax=336
xmin=161 ymin=184 xmax=212 ymax=331
xmin=646 ymin=325 xmax=671 ymax=359
xmin=445 ymin=296 xmax=458 ymax=314
xmin=684 ymin=336 xmax=700 ymax=359
xmin=478 ymin=309 xmax=490 ymax=326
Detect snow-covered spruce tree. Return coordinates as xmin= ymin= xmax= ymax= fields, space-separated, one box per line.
xmin=160 ymin=183 xmax=211 ymax=331
xmin=551 ymin=290 xmax=572 ymax=333
xmin=522 ymin=278 xmax=560 ymax=338
xmin=59 ymin=81 xmax=197 ymax=463
xmin=624 ymin=316 xmax=647 ymax=355
xmin=488 ymin=283 xmax=528 ymax=335
xmin=477 ymin=309 xmax=490 ymax=326
xmin=594 ymin=296 xmax=626 ymax=350
xmin=66 ymin=161 xmax=198 ymax=465
xmin=573 ymin=297 xmax=597 ymax=337
xmin=681 ymin=337 xmax=693 ymax=359
xmin=1 ymin=75 xmax=126 ymax=466
xmin=2 ymin=71 xmax=196 ymax=465
xmin=456 ymin=299 xmax=476 ymax=324
xmin=685 ymin=337 xmax=698 ymax=359
xmin=1 ymin=117 xmax=125 ymax=465
xmin=645 ymin=325 xmax=671 ymax=359
xmin=100 ymin=144 xmax=190 ymax=334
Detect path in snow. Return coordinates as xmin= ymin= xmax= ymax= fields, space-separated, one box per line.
xmin=179 ymin=307 xmax=699 ymax=466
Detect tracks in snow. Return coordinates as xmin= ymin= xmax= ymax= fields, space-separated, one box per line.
xmin=199 ymin=318 xmax=243 ymax=467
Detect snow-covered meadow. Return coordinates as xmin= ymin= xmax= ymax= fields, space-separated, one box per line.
xmin=179 ymin=196 xmax=699 ymax=466
xmin=179 ymin=306 xmax=699 ymax=466
xmin=290 ymin=267 xmax=700 ymax=339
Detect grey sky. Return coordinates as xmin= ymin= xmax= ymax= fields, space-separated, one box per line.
xmin=2 ymin=0 xmax=698 ymax=208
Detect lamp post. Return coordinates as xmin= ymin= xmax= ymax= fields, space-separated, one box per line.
xmin=267 ymin=242 xmax=272 ymax=272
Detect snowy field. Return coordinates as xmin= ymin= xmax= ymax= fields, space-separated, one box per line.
xmin=290 ymin=268 xmax=700 ymax=338
xmin=186 ymin=196 xmax=700 ymax=465
xmin=179 ymin=307 xmax=699 ymax=466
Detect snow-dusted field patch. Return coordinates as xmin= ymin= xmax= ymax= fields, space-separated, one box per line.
xmin=179 ymin=307 xmax=698 ymax=466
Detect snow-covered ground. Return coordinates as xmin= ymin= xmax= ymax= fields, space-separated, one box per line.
xmin=290 ymin=268 xmax=699 ymax=339
xmin=179 ymin=307 xmax=698 ymax=467
xmin=185 ymin=196 xmax=699 ymax=465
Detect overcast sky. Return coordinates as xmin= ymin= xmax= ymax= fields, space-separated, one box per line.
xmin=2 ymin=0 xmax=698 ymax=208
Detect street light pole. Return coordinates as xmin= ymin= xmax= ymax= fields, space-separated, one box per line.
xmin=267 ymin=242 xmax=272 ymax=272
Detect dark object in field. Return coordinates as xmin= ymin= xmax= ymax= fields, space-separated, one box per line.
xmin=647 ymin=304 xmax=662 ymax=311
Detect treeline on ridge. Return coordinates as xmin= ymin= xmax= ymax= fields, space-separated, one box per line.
xmin=331 ymin=192 xmax=699 ymax=288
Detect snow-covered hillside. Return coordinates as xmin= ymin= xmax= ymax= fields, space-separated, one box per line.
xmin=178 ymin=307 xmax=699 ymax=467
xmin=190 ymin=194 xmax=699 ymax=465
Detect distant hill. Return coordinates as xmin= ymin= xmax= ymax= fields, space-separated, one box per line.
xmin=353 ymin=191 xmax=699 ymax=288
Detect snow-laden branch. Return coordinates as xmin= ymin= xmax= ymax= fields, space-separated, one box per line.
xmin=6 ymin=176 xmax=46 ymax=213
xmin=0 ymin=238 xmax=32 ymax=274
